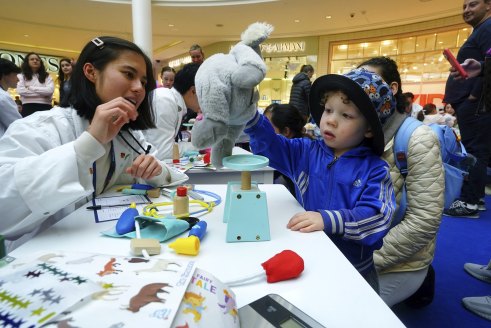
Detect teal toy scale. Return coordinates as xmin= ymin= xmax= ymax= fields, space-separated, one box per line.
xmin=222 ymin=154 xmax=271 ymax=242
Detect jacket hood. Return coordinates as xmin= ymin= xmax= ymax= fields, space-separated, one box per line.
xmin=292 ymin=72 xmax=309 ymax=83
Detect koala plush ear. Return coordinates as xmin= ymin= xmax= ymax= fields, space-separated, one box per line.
xmin=240 ymin=22 xmax=274 ymax=57
xmin=230 ymin=44 xmax=267 ymax=89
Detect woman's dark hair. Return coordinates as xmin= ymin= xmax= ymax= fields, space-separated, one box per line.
xmin=58 ymin=58 xmax=72 ymax=106
xmin=423 ymin=103 xmax=437 ymax=115
xmin=57 ymin=58 xmax=72 ymax=83
xmin=300 ymin=64 xmax=314 ymax=74
xmin=160 ymin=65 xmax=176 ymax=77
xmin=357 ymin=56 xmax=406 ymax=114
xmin=21 ymin=52 xmax=49 ymax=83
xmin=69 ymin=36 xmax=157 ymax=130
xmin=0 ymin=58 xmax=21 ymax=78
xmin=264 ymin=103 xmax=306 ymax=138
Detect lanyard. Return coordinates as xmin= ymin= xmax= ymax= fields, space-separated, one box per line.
xmin=92 ymin=140 xmax=115 ymax=198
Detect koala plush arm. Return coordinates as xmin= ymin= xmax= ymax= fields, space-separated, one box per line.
xmin=210 ymin=125 xmax=245 ymax=168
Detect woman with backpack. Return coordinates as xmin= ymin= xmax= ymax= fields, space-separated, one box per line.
xmin=358 ymin=57 xmax=444 ymax=307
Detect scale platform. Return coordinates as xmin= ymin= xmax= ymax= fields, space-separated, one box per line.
xmin=222 ymin=154 xmax=270 ymax=242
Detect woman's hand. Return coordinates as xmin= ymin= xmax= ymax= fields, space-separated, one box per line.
xmin=87 ymin=97 xmax=139 ymax=144
xmin=287 ymin=211 xmax=324 ymax=232
xmin=125 ymin=154 xmax=162 ymax=180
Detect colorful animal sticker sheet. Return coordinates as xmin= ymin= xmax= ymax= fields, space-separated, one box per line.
xmin=0 ymin=257 xmax=100 ymax=327
xmin=172 ymin=268 xmax=240 ymax=328
xmin=1 ymin=251 xmax=196 ymax=327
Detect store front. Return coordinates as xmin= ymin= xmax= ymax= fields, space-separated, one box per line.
xmin=327 ymin=22 xmax=469 ymax=109
xmin=256 ymin=37 xmax=318 ymax=109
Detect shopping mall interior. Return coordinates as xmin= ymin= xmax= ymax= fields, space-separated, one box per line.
xmin=0 ymin=0 xmax=465 ymax=108
xmin=2 ymin=1 xmax=490 ymax=328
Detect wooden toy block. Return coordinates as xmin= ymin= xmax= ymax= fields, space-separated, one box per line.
xmin=130 ymin=238 xmax=161 ymax=256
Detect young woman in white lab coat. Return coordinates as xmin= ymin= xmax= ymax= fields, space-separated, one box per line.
xmin=0 ymin=36 xmax=187 ymax=251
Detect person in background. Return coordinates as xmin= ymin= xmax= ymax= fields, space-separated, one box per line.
xmin=446 ymin=52 xmax=491 ymax=322
xmin=404 ymin=92 xmax=423 ymax=118
xmin=358 ymin=56 xmax=444 ymax=307
xmin=263 ymin=103 xmax=310 ymax=196
xmin=245 ymin=69 xmax=396 ymax=292
xmin=143 ymin=63 xmax=201 ymax=160
xmin=0 ymin=58 xmax=22 ymax=137
xmin=189 ymin=44 xmax=205 ymax=64
xmin=443 ymin=0 xmax=491 ymax=218
xmin=160 ymin=66 xmax=176 ymax=89
xmin=422 ymin=103 xmax=456 ymax=127
xmin=0 ymin=36 xmax=187 ymax=252
xmin=289 ymin=64 xmax=314 ymax=121
xmin=58 ymin=58 xmax=73 ymax=106
xmin=16 ymin=52 xmax=54 ymax=117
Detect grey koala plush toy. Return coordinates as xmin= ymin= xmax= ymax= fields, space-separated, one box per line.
xmin=191 ymin=22 xmax=273 ymax=168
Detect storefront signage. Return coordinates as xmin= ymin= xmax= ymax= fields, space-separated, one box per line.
xmin=260 ymin=41 xmax=306 ymax=54
xmin=0 ymin=50 xmax=62 ymax=73
xmin=169 ymin=56 xmax=191 ymax=68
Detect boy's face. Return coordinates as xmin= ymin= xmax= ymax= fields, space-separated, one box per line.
xmin=320 ymin=90 xmax=372 ymax=157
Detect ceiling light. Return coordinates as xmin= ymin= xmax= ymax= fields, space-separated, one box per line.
xmin=294 ymin=19 xmax=300 ymax=23
xmin=325 ymin=15 xmax=332 ymax=19
xmin=168 ymin=24 xmax=174 ymax=27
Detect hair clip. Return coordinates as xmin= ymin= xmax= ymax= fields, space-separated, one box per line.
xmin=91 ymin=37 xmax=104 ymax=49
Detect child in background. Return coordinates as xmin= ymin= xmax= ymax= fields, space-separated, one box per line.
xmin=245 ymin=69 xmax=396 ymax=291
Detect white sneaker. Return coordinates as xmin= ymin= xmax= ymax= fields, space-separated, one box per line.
xmin=462 ymin=296 xmax=491 ymax=321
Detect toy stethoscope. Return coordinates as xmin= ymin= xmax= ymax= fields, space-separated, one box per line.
xmin=141 ymin=189 xmax=222 ymax=219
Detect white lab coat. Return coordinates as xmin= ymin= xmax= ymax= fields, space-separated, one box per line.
xmin=0 ymin=106 xmax=188 ymax=251
xmin=143 ymin=87 xmax=195 ymax=160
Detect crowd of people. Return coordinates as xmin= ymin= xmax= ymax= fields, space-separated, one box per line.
xmin=0 ymin=0 xmax=490 ymax=323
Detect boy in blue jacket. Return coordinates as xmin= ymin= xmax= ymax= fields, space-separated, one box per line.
xmin=244 ymin=69 xmax=396 ymax=291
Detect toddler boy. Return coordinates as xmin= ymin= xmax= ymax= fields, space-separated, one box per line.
xmin=244 ymin=69 xmax=396 ymax=291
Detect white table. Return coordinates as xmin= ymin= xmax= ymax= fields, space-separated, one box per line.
xmin=10 ymin=185 xmax=404 ymax=328
xmin=184 ymin=147 xmax=275 ymax=184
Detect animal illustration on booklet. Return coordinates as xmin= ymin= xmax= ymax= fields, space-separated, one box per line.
xmin=126 ymin=282 xmax=172 ymax=313
xmin=133 ymin=259 xmax=181 ymax=275
xmin=218 ymin=289 xmax=238 ymax=322
xmin=97 ymin=258 xmax=122 ymax=277
xmin=191 ymin=21 xmax=273 ymax=167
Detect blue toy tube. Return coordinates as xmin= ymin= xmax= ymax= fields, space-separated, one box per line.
xmin=188 ymin=221 xmax=207 ymax=240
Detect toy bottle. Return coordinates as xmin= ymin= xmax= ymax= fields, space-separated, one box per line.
xmin=172 ymin=143 xmax=180 ymax=164
xmin=173 ymin=186 xmax=189 ymax=216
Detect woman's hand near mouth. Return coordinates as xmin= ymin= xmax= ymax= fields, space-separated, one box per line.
xmin=88 ymin=97 xmax=139 ymax=144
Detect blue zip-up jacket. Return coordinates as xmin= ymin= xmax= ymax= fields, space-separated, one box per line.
xmin=245 ymin=111 xmax=395 ymax=275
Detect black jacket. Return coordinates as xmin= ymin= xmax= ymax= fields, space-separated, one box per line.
xmin=289 ymin=72 xmax=311 ymax=117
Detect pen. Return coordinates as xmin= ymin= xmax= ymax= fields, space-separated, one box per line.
xmin=86 ymin=203 xmax=148 ymax=210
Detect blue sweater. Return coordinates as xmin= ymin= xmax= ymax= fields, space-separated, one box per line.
xmin=245 ymin=112 xmax=395 ymax=275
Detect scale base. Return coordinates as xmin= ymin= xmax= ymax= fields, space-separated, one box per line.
xmin=223 ymin=182 xmax=270 ymax=242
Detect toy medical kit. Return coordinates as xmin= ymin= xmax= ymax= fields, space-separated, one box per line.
xmin=130 ymin=238 xmax=161 ymax=256
xmin=115 ymin=184 xmax=155 ymax=191
xmin=172 ymin=143 xmax=180 ymax=163
xmin=115 ymin=203 xmax=139 ymax=235
xmin=169 ymin=221 xmax=208 ymax=256
xmin=173 ymin=186 xmax=190 ymax=216
xmin=222 ymin=154 xmax=270 ymax=242
xmin=122 ymin=188 xmax=147 ymax=195
xmin=225 ymin=250 xmax=304 ymax=286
